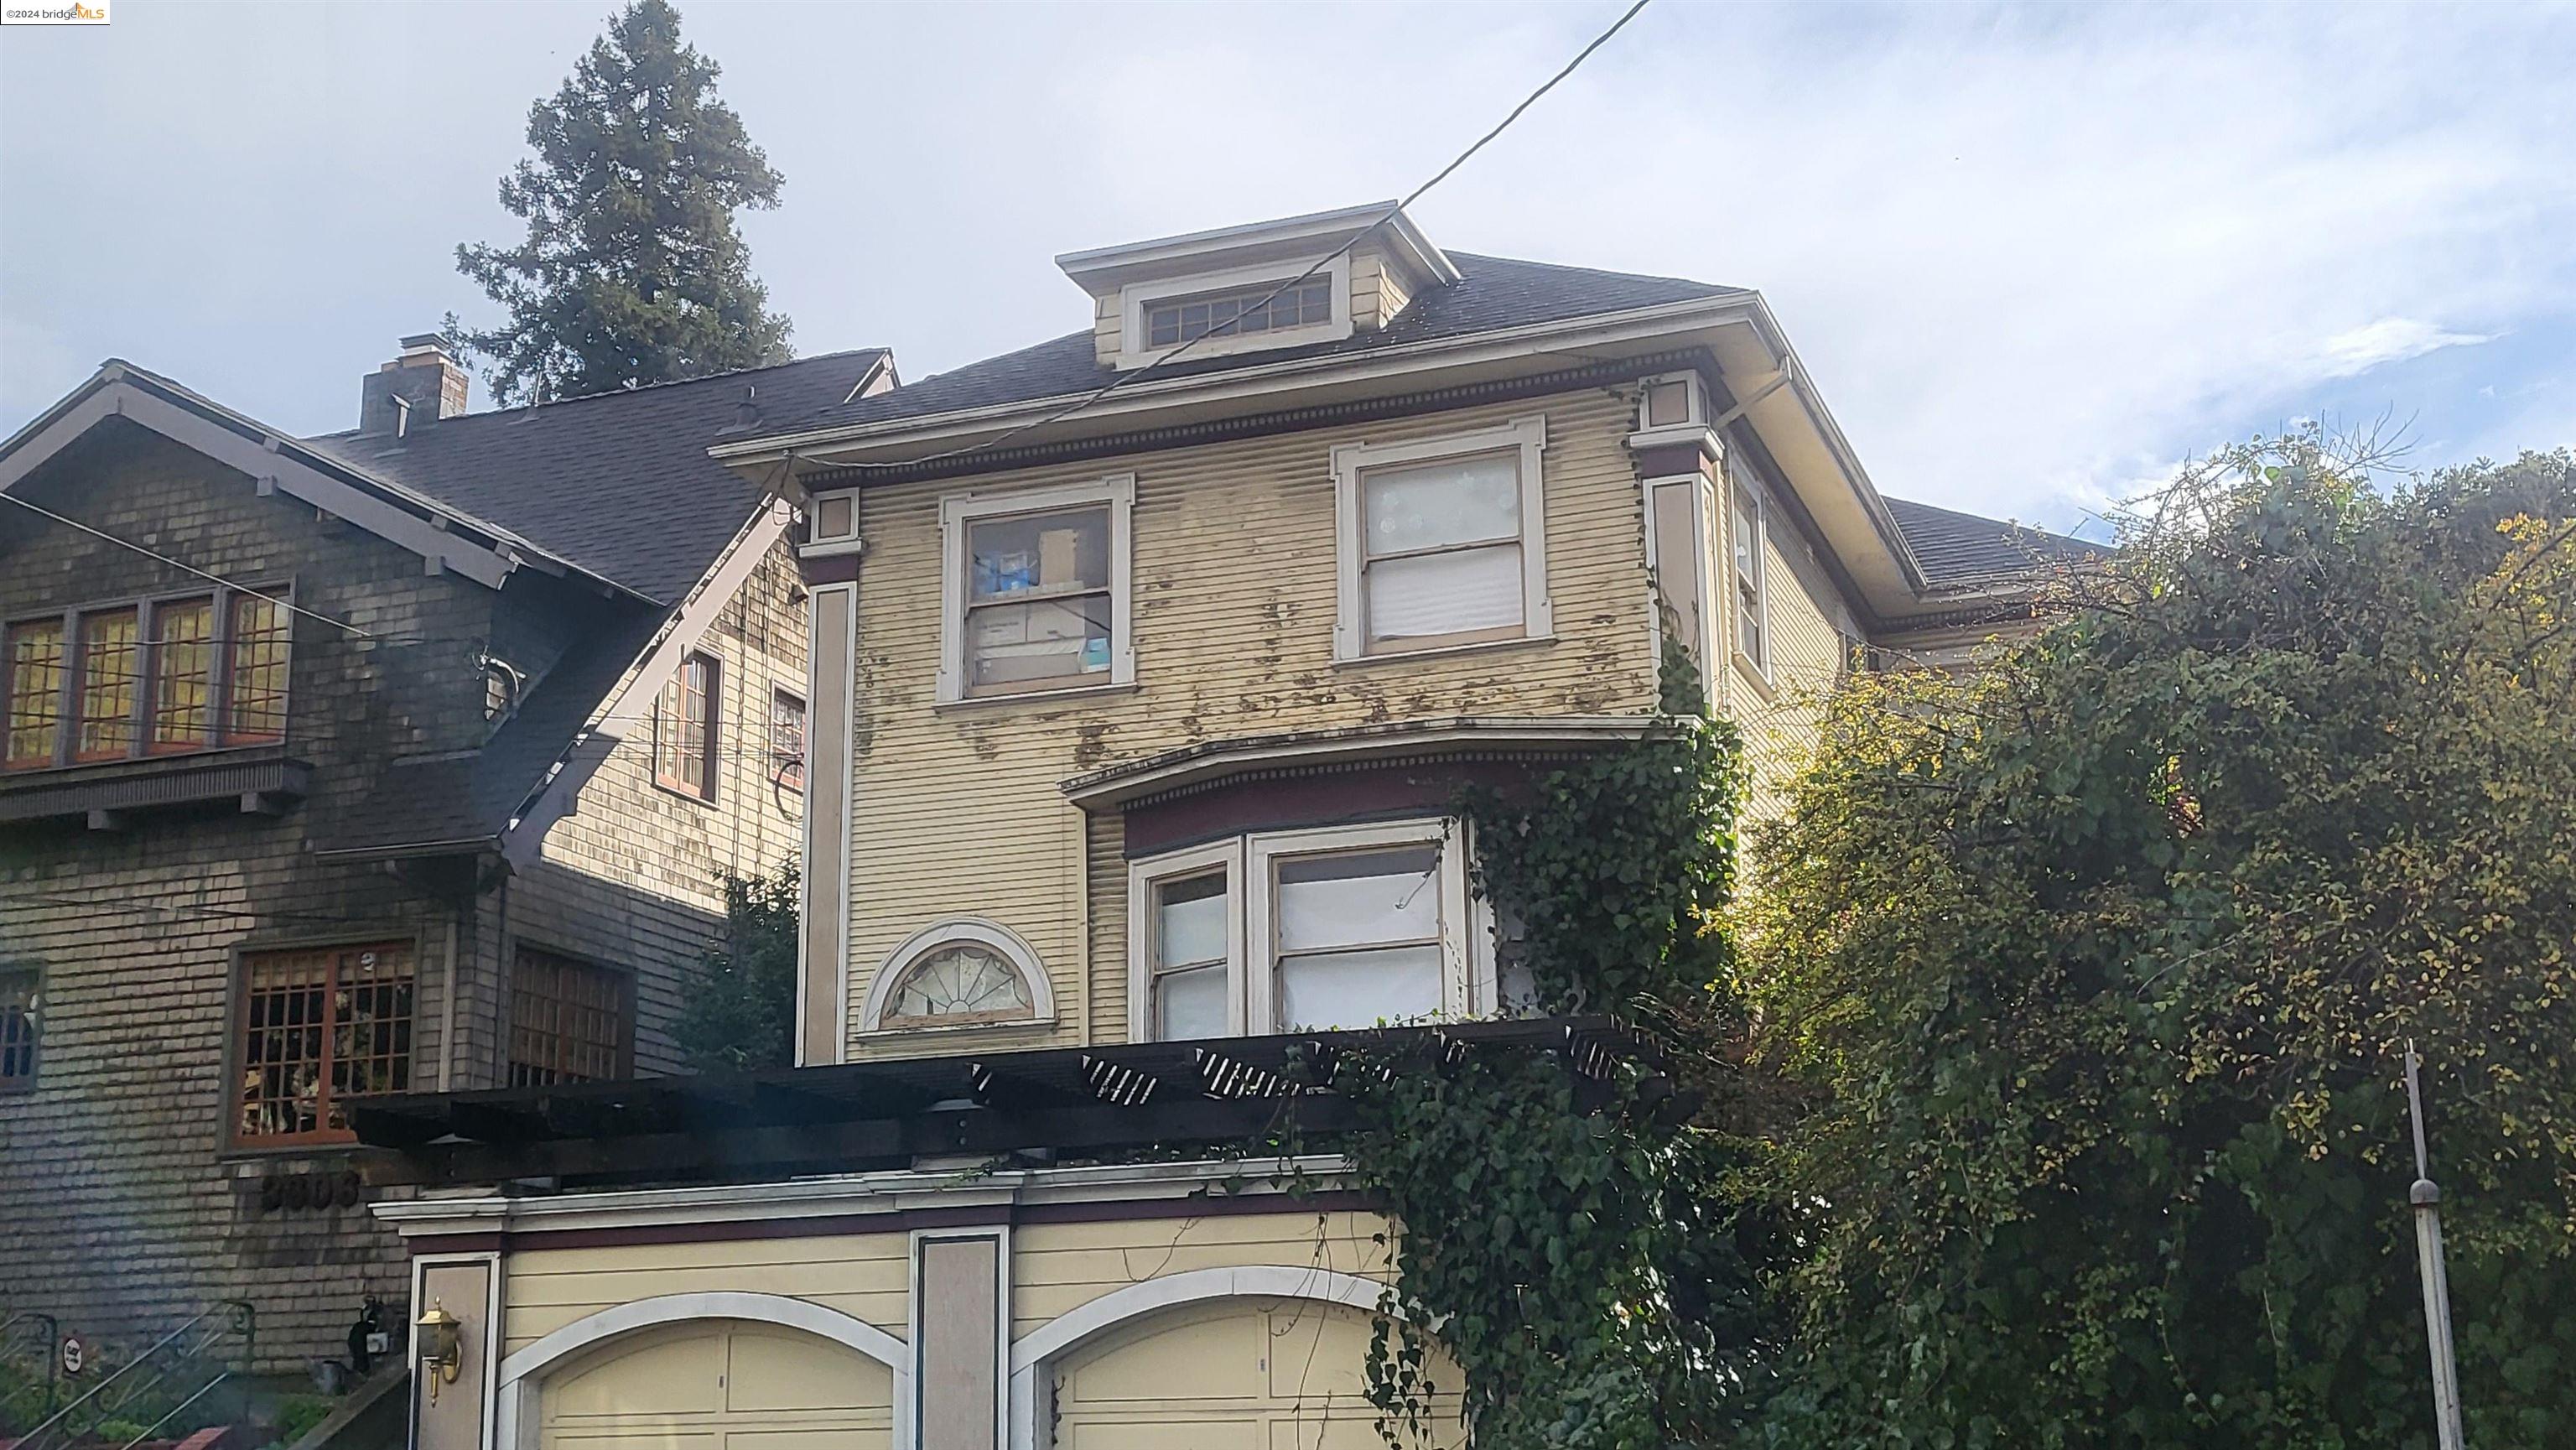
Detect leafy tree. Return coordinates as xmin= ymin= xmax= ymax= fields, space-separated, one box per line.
xmin=456 ymin=0 xmax=793 ymax=405
xmin=1745 ymin=439 xmax=2576 ymax=1447
xmin=674 ymin=865 xmax=798 ymax=1073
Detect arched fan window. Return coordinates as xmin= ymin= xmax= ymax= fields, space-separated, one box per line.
xmin=865 ymin=920 xmax=1053 ymax=1032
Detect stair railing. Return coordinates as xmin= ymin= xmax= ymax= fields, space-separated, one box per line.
xmin=0 ymin=1311 xmax=61 ymax=1431
xmin=12 ymin=1302 xmax=253 ymax=1450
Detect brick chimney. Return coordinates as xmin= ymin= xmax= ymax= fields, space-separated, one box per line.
xmin=357 ymin=332 xmax=470 ymax=438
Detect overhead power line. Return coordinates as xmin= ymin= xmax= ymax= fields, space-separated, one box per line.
xmin=0 ymin=491 xmax=374 ymax=639
xmin=840 ymin=0 xmax=1658 ymax=475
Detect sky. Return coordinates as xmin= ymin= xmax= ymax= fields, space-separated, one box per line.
xmin=3 ymin=1 xmax=2572 ymax=538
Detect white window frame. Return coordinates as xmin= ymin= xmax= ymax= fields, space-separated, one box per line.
xmin=1124 ymin=838 xmax=1246 ymax=1039
xmin=1729 ymin=465 xmax=1771 ymax=686
xmin=1114 ymin=254 xmax=1354 ymax=370
xmin=936 ymin=475 xmax=1135 ymax=705
xmin=1329 ymin=414 xmax=1552 ymax=663
xmin=1126 ymin=818 xmax=1496 ymax=1042
xmin=860 ymin=917 xmax=1057 ymax=1035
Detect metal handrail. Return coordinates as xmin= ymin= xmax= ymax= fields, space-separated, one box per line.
xmin=0 ymin=1311 xmax=61 ymax=1428
xmin=13 ymin=1302 xmax=252 ymax=1450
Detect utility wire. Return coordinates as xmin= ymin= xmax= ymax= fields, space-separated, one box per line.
xmin=839 ymin=0 xmax=1657 ymax=475
xmin=0 ymin=491 xmax=373 ymax=639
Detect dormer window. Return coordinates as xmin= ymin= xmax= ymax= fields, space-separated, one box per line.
xmin=1144 ymin=277 xmax=1332 ymax=350
xmin=1061 ymin=203 xmax=1459 ymax=371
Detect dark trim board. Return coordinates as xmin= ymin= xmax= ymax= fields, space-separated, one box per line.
xmin=354 ymin=1016 xmax=1644 ymax=1189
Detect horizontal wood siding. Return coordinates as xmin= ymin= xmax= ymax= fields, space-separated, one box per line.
xmin=1724 ymin=481 xmax=1862 ymax=819
xmin=1010 ymin=1208 xmax=1398 ymax=1341
xmin=842 ymin=387 xmax=1660 ymax=1058
xmin=501 ymin=1229 xmax=911 ymax=1354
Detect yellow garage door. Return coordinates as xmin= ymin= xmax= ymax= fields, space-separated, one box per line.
xmin=539 ymin=1318 xmax=895 ymax=1450
xmin=1052 ymin=1299 xmax=1467 ymax=1450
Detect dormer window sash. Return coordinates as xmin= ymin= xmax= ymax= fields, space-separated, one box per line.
xmin=1114 ymin=255 xmax=1355 ymax=370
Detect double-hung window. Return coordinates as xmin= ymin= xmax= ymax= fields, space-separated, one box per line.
xmin=0 ymin=968 xmax=37 ymax=1092
xmin=771 ymin=689 xmax=807 ymax=793
xmin=937 ymin=477 xmax=1135 ymax=703
xmin=3 ymin=585 xmax=293 ymax=773
xmin=1129 ymin=819 xmax=1492 ymax=1040
xmin=1731 ymin=469 xmax=1768 ymax=676
xmin=1331 ymin=416 xmax=1550 ymax=660
xmin=654 ymin=651 xmax=719 ymax=800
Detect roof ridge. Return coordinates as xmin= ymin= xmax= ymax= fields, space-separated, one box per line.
xmin=349 ymin=346 xmax=892 ymax=434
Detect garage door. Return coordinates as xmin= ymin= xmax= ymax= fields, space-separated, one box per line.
xmin=1051 ymin=1299 xmax=1467 ymax=1449
xmin=539 ymin=1318 xmax=895 ymax=1450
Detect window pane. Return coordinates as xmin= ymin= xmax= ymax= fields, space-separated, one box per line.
xmin=771 ymin=691 xmax=807 ymax=793
xmin=75 ymin=609 xmax=139 ymax=760
xmin=1156 ymin=872 xmax=1228 ymax=969
xmin=236 ymin=943 xmax=412 ymax=1143
xmin=332 ymin=947 xmax=414 ymax=1107
xmin=225 ymin=592 xmax=289 ymax=743
xmin=1365 ymin=544 xmax=1523 ymax=642
xmin=510 ymin=947 xmax=630 ymax=1088
xmin=968 ymin=594 xmax=1111 ymax=689
xmin=969 ymin=508 xmax=1107 ymax=600
xmin=889 ymin=943 xmax=1033 ymax=1023
xmin=152 ymin=597 xmax=216 ymax=751
xmin=1732 ymin=489 xmax=1761 ymax=574
xmin=1155 ymin=962 xmax=1228 ymax=1040
xmin=1276 ymin=846 xmax=1441 ymax=953
xmin=0 ymin=971 xmax=35 ymax=1089
xmin=1363 ymin=453 xmax=1519 ymax=557
xmin=1277 ymin=943 xmax=1443 ymax=1031
xmin=5 ymin=621 xmax=65 ymax=768
xmin=656 ymin=654 xmax=715 ymax=796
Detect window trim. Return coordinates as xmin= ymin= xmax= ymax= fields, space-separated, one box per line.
xmin=226 ymin=938 xmax=418 ymax=1151
xmin=1114 ymin=255 xmax=1354 ymax=370
xmin=0 ymin=964 xmax=39 ymax=1094
xmin=1330 ymin=415 xmax=1552 ymax=663
xmin=1124 ymin=838 xmax=1247 ymax=1039
xmin=860 ymin=917 xmax=1057 ymax=1035
xmin=652 ymin=649 xmax=722 ymax=803
xmin=936 ymin=476 xmax=1135 ymax=706
xmin=771 ymin=687 xmax=808 ymax=794
xmin=1729 ymin=466 xmax=1771 ymax=686
xmin=1127 ymin=818 xmax=1496 ymax=1042
xmin=3 ymin=580 xmax=293 ymax=775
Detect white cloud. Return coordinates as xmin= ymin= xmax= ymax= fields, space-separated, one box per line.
xmin=2309 ymin=320 xmax=2494 ymax=381
xmin=4 ymin=2 xmax=2570 ymax=527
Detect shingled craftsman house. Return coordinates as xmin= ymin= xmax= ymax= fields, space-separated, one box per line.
xmin=358 ymin=205 xmax=2104 ymax=1450
xmin=0 ymin=338 xmax=891 ymax=1399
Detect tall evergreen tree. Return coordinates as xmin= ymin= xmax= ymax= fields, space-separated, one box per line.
xmin=457 ymin=0 xmax=792 ymax=405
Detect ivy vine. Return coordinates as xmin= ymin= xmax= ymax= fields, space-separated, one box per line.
xmin=1308 ymin=640 xmax=1786 ymax=1449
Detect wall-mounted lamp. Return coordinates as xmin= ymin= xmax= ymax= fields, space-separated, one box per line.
xmin=415 ymin=1300 xmax=463 ymax=1403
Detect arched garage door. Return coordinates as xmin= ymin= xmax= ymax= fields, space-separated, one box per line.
xmin=1050 ymin=1298 xmax=1466 ymax=1449
xmin=539 ymin=1318 xmax=895 ymax=1450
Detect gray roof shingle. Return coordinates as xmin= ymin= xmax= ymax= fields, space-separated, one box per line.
xmin=758 ymin=253 xmax=1744 ymax=439
xmin=309 ymin=348 xmax=890 ymax=604
xmin=298 ymin=349 xmax=886 ymax=857
xmin=1883 ymin=496 xmax=2111 ymax=588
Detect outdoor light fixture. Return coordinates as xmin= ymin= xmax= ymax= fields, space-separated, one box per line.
xmin=415 ymin=1300 xmax=464 ymax=1403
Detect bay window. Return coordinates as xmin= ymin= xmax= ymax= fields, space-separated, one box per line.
xmin=1128 ymin=819 xmax=1492 ymax=1041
